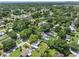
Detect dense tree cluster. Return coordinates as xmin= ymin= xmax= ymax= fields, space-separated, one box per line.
xmin=1 ymin=2 xmax=79 ymax=57
xmin=47 ymin=38 xmax=70 ymax=56
xmin=8 ymin=30 xmax=17 ymax=39
xmin=2 ymin=39 xmax=16 ymax=52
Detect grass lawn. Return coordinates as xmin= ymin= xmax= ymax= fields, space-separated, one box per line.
xmin=10 ymin=48 xmax=22 ymax=57
xmin=23 ymin=43 xmax=31 ymax=48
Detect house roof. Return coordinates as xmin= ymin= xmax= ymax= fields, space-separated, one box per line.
xmin=56 ymin=53 xmax=64 ymax=57
xmin=21 ymin=48 xmax=29 ymax=57
xmin=0 ymin=32 xmax=4 ymax=36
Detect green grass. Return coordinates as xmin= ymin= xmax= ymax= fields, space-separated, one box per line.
xmin=23 ymin=43 xmax=30 ymax=48
xmin=10 ymin=48 xmax=22 ymax=57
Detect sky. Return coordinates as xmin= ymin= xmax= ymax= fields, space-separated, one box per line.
xmin=0 ymin=0 xmax=79 ymax=2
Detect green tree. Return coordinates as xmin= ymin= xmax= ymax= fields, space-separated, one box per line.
xmin=32 ymin=12 xmax=42 ymax=18
xmin=13 ymin=20 xmax=30 ymax=32
xmin=13 ymin=9 xmax=22 ymax=15
xmin=47 ymin=38 xmax=70 ymax=56
xmin=31 ymin=42 xmax=48 ymax=57
xmin=31 ymin=50 xmax=41 ymax=57
xmin=46 ymin=49 xmax=59 ymax=57
xmin=29 ymin=34 xmax=39 ymax=44
xmin=37 ymin=42 xmax=48 ymax=56
xmin=0 ymin=43 xmax=3 ymax=50
xmin=8 ymin=30 xmax=17 ymax=39
xmin=39 ymin=23 xmax=50 ymax=32
xmin=69 ymin=32 xmax=79 ymax=52
xmin=20 ymin=29 xmax=32 ymax=40
xmin=2 ymin=39 xmax=16 ymax=52
xmin=23 ymin=43 xmax=30 ymax=48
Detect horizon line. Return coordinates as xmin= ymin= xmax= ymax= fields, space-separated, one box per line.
xmin=0 ymin=1 xmax=79 ymax=3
